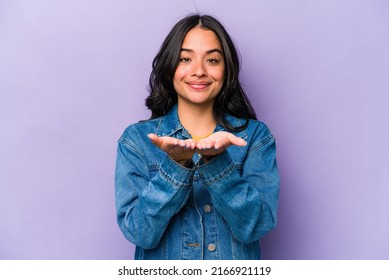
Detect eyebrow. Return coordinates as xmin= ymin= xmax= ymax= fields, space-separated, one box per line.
xmin=180 ymin=48 xmax=223 ymax=54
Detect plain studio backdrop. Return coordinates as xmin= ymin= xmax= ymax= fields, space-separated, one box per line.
xmin=1 ymin=0 xmax=388 ymax=259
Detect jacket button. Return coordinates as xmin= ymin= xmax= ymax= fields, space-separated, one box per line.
xmin=204 ymin=205 xmax=212 ymax=213
xmin=207 ymin=243 xmax=216 ymax=252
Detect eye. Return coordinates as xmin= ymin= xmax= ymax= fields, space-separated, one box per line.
xmin=179 ymin=57 xmax=191 ymax=63
xmin=206 ymin=58 xmax=220 ymax=64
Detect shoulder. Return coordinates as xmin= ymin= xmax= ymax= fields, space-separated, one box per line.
xmin=230 ymin=117 xmax=276 ymax=155
xmin=246 ymin=119 xmax=276 ymax=151
xmin=224 ymin=117 xmax=276 ymax=162
xmin=122 ymin=117 xmax=162 ymax=135
xmin=119 ymin=117 xmax=162 ymax=143
xmin=120 ymin=105 xmax=180 ymax=140
xmin=226 ymin=115 xmax=275 ymax=141
xmin=246 ymin=119 xmax=275 ymax=139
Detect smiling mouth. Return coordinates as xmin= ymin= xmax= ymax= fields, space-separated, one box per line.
xmin=186 ymin=82 xmax=211 ymax=90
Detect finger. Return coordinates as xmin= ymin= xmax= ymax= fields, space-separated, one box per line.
xmin=185 ymin=139 xmax=197 ymax=149
xmin=226 ymin=134 xmax=247 ymax=147
xmin=165 ymin=137 xmax=179 ymax=147
xmin=148 ymin=133 xmax=163 ymax=147
xmin=197 ymin=140 xmax=215 ymax=150
xmin=214 ymin=137 xmax=229 ymax=149
xmin=178 ymin=139 xmax=194 ymax=150
xmin=178 ymin=139 xmax=187 ymax=148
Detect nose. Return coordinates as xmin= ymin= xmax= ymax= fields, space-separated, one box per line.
xmin=191 ymin=60 xmax=206 ymax=77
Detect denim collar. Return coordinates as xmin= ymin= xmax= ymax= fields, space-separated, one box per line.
xmin=155 ymin=104 xmax=248 ymax=140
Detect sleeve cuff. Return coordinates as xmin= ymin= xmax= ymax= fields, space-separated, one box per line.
xmin=159 ymin=155 xmax=195 ymax=188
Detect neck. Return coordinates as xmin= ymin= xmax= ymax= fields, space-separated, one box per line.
xmin=177 ymin=102 xmax=216 ymax=138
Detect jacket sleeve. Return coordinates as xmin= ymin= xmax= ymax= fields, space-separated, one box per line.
xmin=196 ymin=125 xmax=280 ymax=244
xmin=115 ymin=136 xmax=195 ymax=249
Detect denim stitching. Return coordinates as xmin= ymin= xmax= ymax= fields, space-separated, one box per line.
xmin=202 ymin=161 xmax=235 ymax=185
xmin=247 ymin=135 xmax=274 ymax=157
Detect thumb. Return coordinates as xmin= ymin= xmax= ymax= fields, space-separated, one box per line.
xmin=226 ymin=134 xmax=247 ymax=147
xmin=148 ymin=133 xmax=163 ymax=147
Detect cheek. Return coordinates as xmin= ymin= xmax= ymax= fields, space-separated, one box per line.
xmin=174 ymin=66 xmax=189 ymax=81
xmin=173 ymin=68 xmax=186 ymax=93
xmin=209 ymin=66 xmax=225 ymax=81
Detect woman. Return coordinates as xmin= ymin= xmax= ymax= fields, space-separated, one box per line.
xmin=115 ymin=14 xmax=279 ymax=260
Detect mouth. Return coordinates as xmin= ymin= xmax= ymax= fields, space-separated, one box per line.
xmin=186 ymin=82 xmax=211 ymax=90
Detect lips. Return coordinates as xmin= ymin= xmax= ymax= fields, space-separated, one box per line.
xmin=186 ymin=81 xmax=211 ymax=90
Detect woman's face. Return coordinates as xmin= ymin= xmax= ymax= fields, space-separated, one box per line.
xmin=173 ymin=27 xmax=225 ymax=109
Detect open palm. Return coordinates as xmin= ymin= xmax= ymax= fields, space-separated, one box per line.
xmin=196 ymin=131 xmax=247 ymax=157
xmin=148 ymin=131 xmax=246 ymax=162
xmin=148 ymin=134 xmax=196 ymax=163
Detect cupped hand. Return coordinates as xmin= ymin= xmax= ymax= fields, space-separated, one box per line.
xmin=196 ymin=131 xmax=247 ymax=157
xmin=148 ymin=132 xmax=246 ymax=164
xmin=148 ymin=134 xmax=196 ymax=164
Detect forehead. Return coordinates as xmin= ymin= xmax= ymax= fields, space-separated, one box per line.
xmin=181 ymin=27 xmax=222 ymax=50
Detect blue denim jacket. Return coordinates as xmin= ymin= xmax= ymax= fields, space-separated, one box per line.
xmin=115 ymin=105 xmax=279 ymax=260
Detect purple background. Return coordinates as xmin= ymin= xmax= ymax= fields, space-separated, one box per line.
xmin=1 ymin=0 xmax=388 ymax=259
